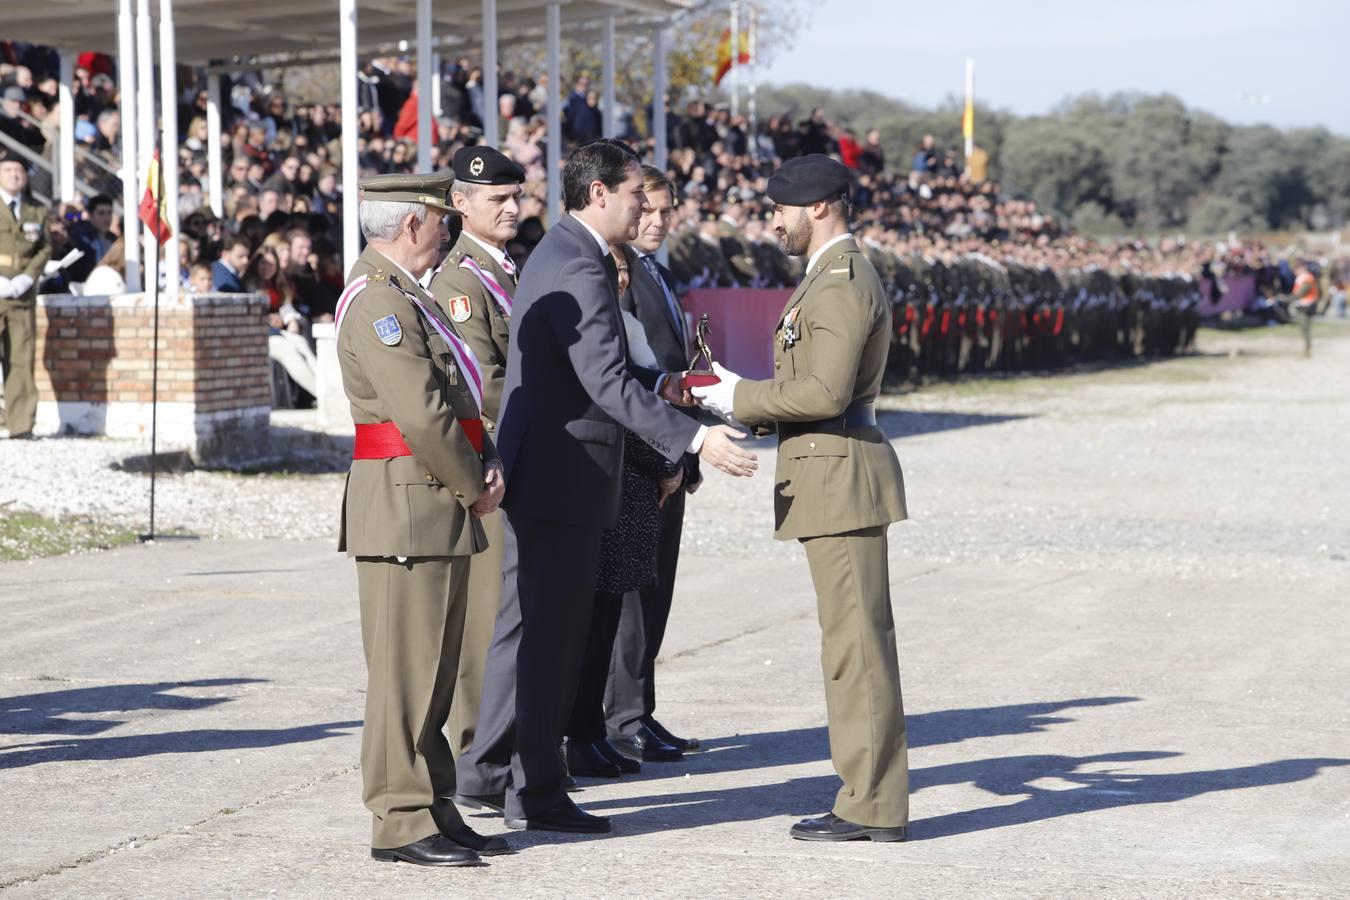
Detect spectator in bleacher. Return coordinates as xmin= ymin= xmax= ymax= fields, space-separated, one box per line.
xmin=82 ymin=238 xmax=127 ymax=295
xmin=564 ymin=75 xmax=602 ymax=143
xmin=212 ymin=237 xmax=250 ymax=293
xmin=0 ymin=85 xmax=44 ymax=152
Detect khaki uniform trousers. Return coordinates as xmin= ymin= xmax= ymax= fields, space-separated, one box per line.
xmin=800 ymin=524 xmax=909 ymax=828
xmin=357 ymin=555 xmax=472 ymax=849
xmin=0 ymin=300 xmax=37 ymax=436
xmin=447 ymin=507 xmax=505 ymax=758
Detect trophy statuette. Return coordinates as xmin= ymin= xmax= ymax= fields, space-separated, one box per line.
xmin=679 ymin=313 xmax=721 ymax=389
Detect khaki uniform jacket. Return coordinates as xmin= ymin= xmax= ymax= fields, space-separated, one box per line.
xmin=337 ymin=246 xmax=499 ymax=558
xmin=733 ymin=238 xmax=907 ymax=541
xmin=427 ymin=232 xmax=513 ymax=424
xmin=0 ymin=197 xmax=51 ymax=301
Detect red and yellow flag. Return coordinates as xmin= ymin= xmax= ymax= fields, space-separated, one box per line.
xmin=713 ymin=27 xmax=751 ymax=86
xmin=138 ymin=150 xmax=172 ymax=245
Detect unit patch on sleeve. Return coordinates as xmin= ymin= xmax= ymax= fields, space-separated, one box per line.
xmin=373 ymin=314 xmax=402 ymax=346
xmin=447 ymin=295 xmax=473 ymax=323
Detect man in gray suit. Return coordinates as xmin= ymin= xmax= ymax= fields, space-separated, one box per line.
xmin=606 ymin=165 xmax=702 ymax=761
xmin=453 ymin=140 xmax=757 ymax=834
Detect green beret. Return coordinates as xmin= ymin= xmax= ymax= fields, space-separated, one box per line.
xmin=359 ymin=170 xmax=457 ymax=213
xmin=767 ymin=154 xmax=851 ymax=207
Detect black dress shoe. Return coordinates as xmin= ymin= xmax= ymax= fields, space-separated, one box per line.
xmin=443 ymin=823 xmax=513 ymax=856
xmin=505 ymin=799 xmax=610 ymax=834
xmin=789 ymin=813 xmax=907 ymax=843
xmin=644 ymin=717 xmax=699 ymax=751
xmin=371 ymin=834 xmax=484 ymax=866
xmin=430 ymin=801 xmax=513 ymax=856
xmin=565 ymin=739 xmax=622 ymax=778
xmin=612 ymin=725 xmax=683 ymax=762
xmin=563 ymin=772 xmax=580 ymax=792
xmin=452 ymin=792 xmax=506 ymax=815
xmin=593 ymin=738 xmax=640 ymax=774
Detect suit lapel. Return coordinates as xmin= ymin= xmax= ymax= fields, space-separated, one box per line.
xmin=635 ymin=255 xmax=685 ymax=352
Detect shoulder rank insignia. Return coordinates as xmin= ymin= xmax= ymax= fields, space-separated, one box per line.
xmin=447 ymin=295 xmax=472 ymax=322
xmin=373 ymin=314 xmax=402 ymax=346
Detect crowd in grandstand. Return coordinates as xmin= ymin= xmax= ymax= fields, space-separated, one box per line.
xmin=2 ymin=40 xmax=1342 ymax=403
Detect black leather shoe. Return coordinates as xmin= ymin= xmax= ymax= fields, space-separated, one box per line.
xmin=505 ymin=799 xmax=610 ymax=834
xmin=443 ymin=823 xmax=513 ymax=856
xmin=593 ymin=738 xmax=640 ymax=774
xmin=645 ymin=717 xmax=699 ymax=751
xmin=612 ymin=725 xmax=683 ymax=762
xmin=563 ymin=772 xmax=580 ymax=792
xmin=371 ymin=834 xmax=484 ymax=866
xmin=565 ymin=739 xmax=622 ymax=778
xmin=430 ymin=801 xmax=513 ymax=856
xmin=452 ymin=792 xmax=506 ymax=815
xmin=789 ymin=813 xmax=907 ymax=843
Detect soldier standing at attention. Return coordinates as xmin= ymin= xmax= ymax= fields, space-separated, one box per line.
xmin=0 ymin=151 xmax=51 ymax=439
xmin=693 ymin=154 xmax=911 ymax=843
xmin=427 ymin=146 xmax=524 ymax=762
xmin=337 ymin=171 xmax=509 ymax=866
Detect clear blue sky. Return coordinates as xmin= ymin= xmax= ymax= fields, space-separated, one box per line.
xmin=756 ymin=0 xmax=1350 ymax=135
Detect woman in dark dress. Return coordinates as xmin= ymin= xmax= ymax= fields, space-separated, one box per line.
xmin=564 ymin=252 xmax=684 ymax=777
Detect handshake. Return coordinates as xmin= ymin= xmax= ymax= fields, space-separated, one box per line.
xmin=659 ymin=363 xmax=756 ymax=478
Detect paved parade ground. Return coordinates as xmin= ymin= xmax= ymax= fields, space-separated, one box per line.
xmin=2 ymin=323 xmax=1348 ymax=898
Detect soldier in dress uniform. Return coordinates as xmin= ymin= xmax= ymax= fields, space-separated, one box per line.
xmin=426 ymin=146 xmax=525 ymax=762
xmin=337 ymin=171 xmax=509 ymax=867
xmin=693 ymin=154 xmax=911 ymax=843
xmin=0 ymin=150 xmax=51 ymax=439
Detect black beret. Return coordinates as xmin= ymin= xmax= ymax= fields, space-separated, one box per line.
xmin=766 ymin=154 xmax=851 ymax=206
xmin=452 ymin=145 xmax=525 ymax=185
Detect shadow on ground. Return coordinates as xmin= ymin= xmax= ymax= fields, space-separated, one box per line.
xmin=0 ymin=678 xmax=359 ymax=769
xmin=503 ymin=696 xmax=1348 ymax=845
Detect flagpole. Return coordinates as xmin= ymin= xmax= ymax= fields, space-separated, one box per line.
xmin=729 ymin=0 xmax=739 ymax=118
xmin=964 ymin=57 xmax=975 ymax=161
xmin=747 ymin=3 xmax=757 ymax=153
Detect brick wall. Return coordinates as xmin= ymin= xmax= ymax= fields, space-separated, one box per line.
xmin=34 ymin=292 xmax=272 ymax=464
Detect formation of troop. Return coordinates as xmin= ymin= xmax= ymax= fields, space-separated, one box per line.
xmin=661 ymin=209 xmax=1202 ymax=381
xmin=336 ymin=146 xmax=911 ymax=867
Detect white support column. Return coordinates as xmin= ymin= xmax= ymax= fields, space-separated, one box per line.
xmin=416 ymin=0 xmax=433 ymax=170
xmin=58 ymin=53 xmax=76 ymax=204
xmin=206 ymin=74 xmax=223 ymax=217
xmin=431 ymin=53 xmax=443 ymax=119
xmin=601 ymin=12 xmax=616 ymax=138
xmin=117 ymin=0 xmax=141 ymax=291
xmin=546 ymin=2 xmax=561 ymax=223
xmin=159 ymin=0 xmax=180 ymax=300
xmin=481 ymin=0 xmax=499 ymax=148
xmin=340 ymin=0 xmax=360 ymax=275
xmin=136 ymin=0 xmax=156 ymax=283
xmin=652 ymin=27 xmax=667 ymax=174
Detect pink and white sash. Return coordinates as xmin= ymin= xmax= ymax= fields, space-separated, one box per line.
xmin=459 ymin=256 xmax=514 ymax=317
xmin=335 ymin=273 xmax=484 ymax=413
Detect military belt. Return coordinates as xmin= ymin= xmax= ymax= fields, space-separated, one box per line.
xmin=354 ymin=419 xmax=483 ymax=457
xmin=777 ymin=401 xmax=876 ymax=440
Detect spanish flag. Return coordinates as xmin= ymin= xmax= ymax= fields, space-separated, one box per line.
xmin=713 ymin=27 xmax=751 ymax=86
xmin=138 ymin=150 xmax=172 ymax=245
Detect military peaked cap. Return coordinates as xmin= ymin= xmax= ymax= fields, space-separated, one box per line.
xmin=359 ymin=170 xmax=457 ymax=213
xmin=767 ymin=154 xmax=851 ymax=207
xmin=452 ymin=145 xmax=525 ymax=185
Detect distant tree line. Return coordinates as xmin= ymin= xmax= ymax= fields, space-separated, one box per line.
xmin=754 ymin=85 xmax=1350 ymax=236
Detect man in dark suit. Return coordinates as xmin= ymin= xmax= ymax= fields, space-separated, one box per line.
xmin=453 ymin=140 xmax=757 ymax=835
xmin=211 ymin=237 xmax=250 ymax=292
xmin=605 ymin=165 xmax=701 ymax=761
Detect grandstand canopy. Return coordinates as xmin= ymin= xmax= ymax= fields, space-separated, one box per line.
xmin=2 ymin=0 xmax=689 ymax=62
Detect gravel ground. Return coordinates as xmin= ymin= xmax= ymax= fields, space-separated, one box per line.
xmin=2 ymin=322 xmax=1347 ymax=578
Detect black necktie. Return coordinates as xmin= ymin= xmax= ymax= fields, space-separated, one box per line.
xmin=602 ymin=252 xmax=619 ymax=297
xmin=7 ymin=200 xmax=16 ymax=219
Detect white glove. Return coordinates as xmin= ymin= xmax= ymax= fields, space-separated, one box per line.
xmin=691 ymin=362 xmax=742 ymax=424
xmin=0 ymin=276 xmax=13 ymax=299
xmin=10 ymin=274 xmax=34 ymax=297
